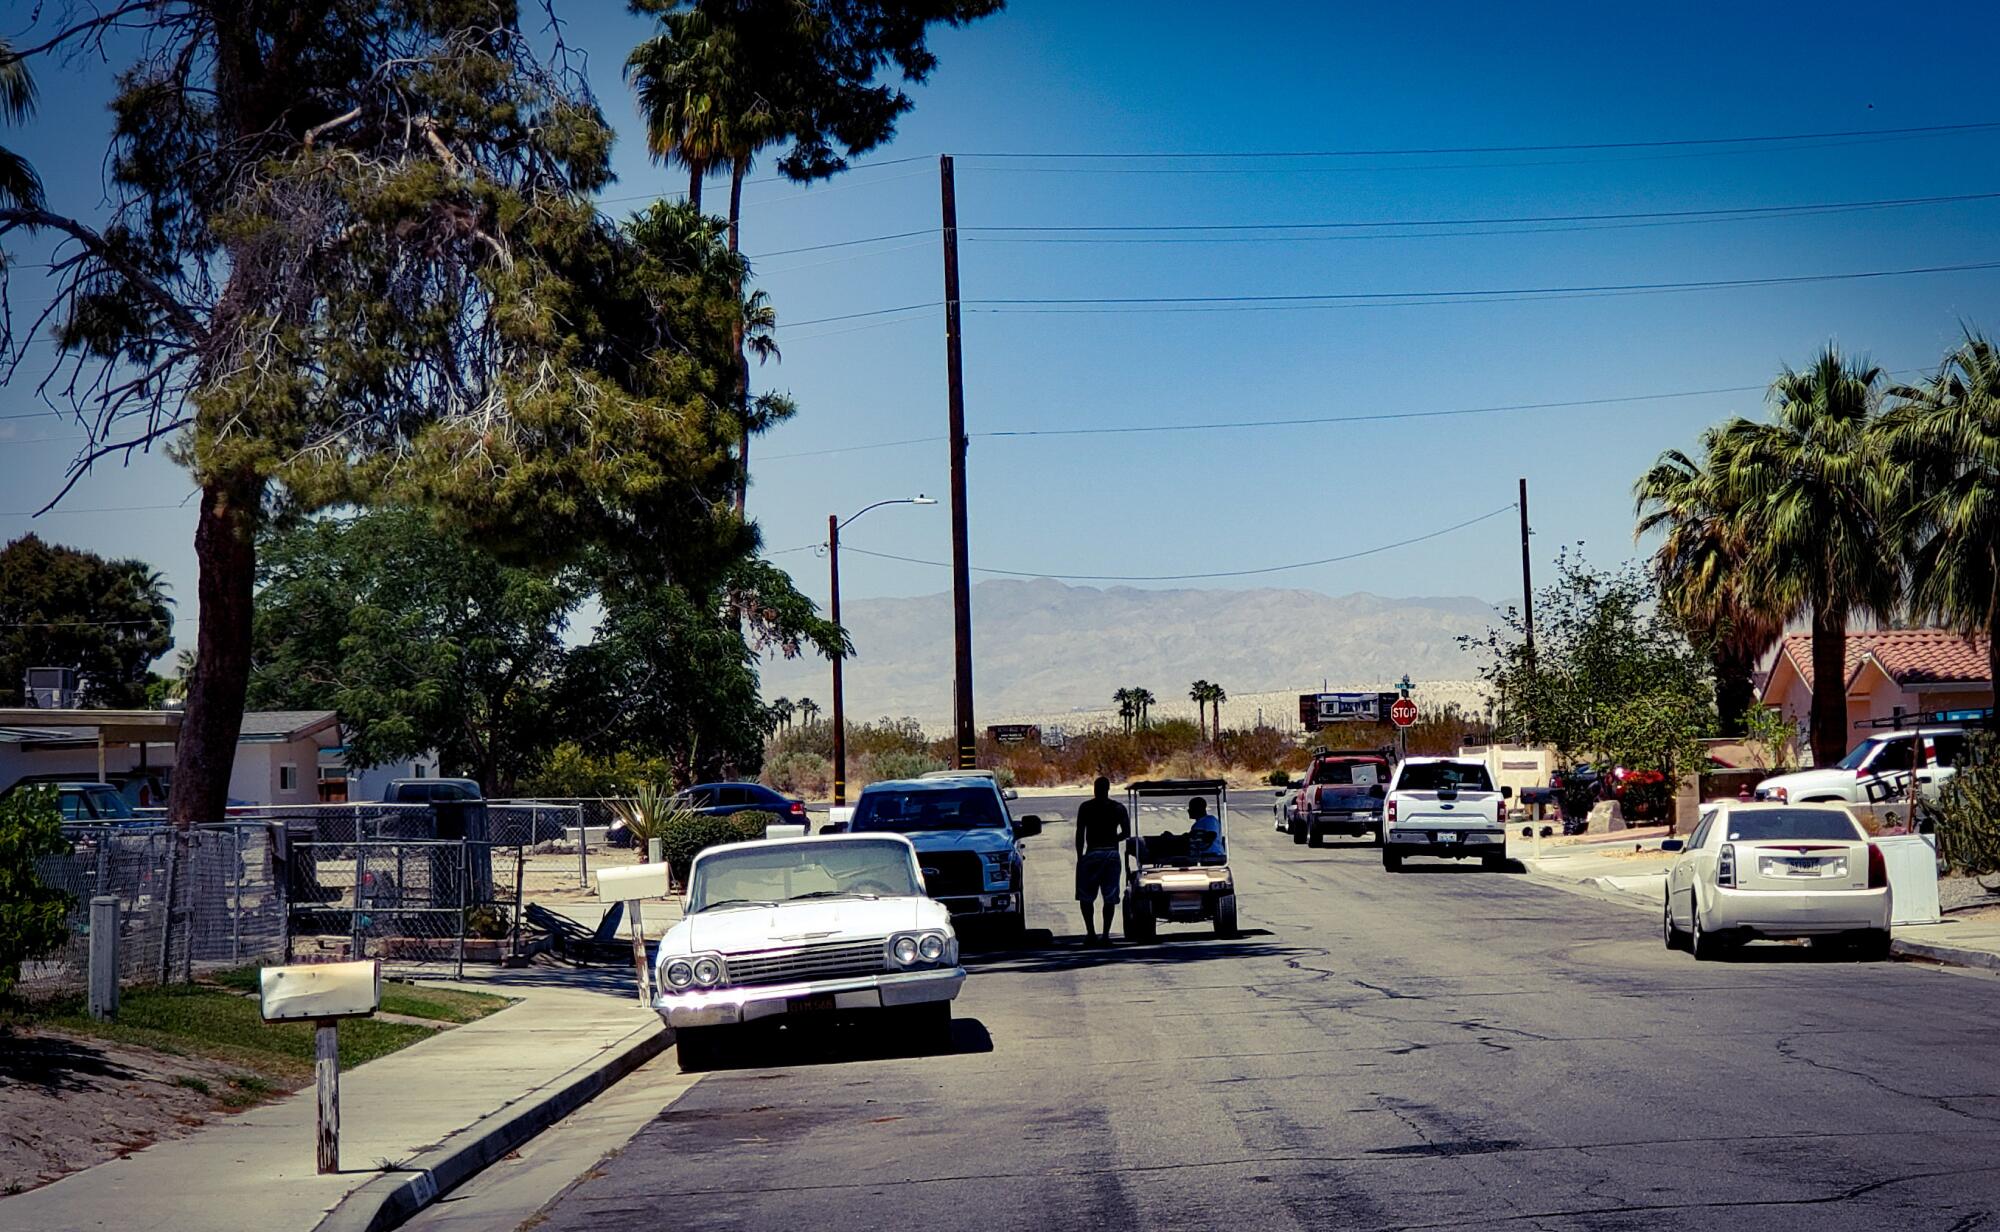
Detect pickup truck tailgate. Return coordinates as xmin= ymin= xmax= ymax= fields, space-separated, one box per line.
xmin=1390 ymin=791 xmax=1502 ymax=828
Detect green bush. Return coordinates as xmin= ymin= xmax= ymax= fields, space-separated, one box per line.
xmin=516 ymin=743 xmax=675 ymax=799
xmin=658 ymin=810 xmax=776 ymax=881
xmin=1 ymin=787 xmax=74 ymax=1000
xmin=860 ymin=748 xmax=947 ymax=784
xmin=763 ymin=750 xmax=831 ymax=797
xmin=1266 ymin=767 xmax=1293 ymax=787
xmin=1936 ymin=734 xmax=2000 ymax=875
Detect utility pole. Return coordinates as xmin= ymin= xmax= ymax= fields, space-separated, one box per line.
xmin=941 ymin=155 xmax=976 ymax=769
xmin=828 ymin=512 xmax=847 ymax=807
xmin=1519 ymin=476 xmax=1537 ymax=741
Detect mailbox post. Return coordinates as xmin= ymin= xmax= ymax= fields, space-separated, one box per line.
xmin=259 ymin=960 xmax=383 ymax=1174
xmin=596 ymin=862 xmax=672 ymax=1007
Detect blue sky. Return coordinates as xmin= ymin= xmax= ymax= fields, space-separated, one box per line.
xmin=5 ymin=0 xmax=2000 ymax=656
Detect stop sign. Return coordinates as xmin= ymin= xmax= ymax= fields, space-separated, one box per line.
xmin=1389 ymin=697 xmax=1419 ymax=728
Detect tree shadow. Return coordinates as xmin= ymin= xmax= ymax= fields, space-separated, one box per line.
xmin=0 ymin=1030 xmax=141 ymax=1092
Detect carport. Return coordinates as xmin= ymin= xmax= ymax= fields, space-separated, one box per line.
xmin=0 ymin=707 xmax=185 ymax=786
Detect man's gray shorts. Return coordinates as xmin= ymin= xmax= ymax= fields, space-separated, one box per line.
xmin=1076 ymin=849 xmax=1121 ymax=905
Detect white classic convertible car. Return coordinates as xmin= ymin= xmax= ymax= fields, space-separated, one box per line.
xmin=653 ymin=832 xmax=965 ymax=1069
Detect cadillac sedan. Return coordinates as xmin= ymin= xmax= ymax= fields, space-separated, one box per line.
xmin=1662 ymin=802 xmax=1891 ymax=960
xmin=653 ymin=833 xmax=964 ymax=1069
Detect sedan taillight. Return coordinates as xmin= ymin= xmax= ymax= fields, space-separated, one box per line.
xmin=1867 ymin=842 xmax=1887 ymax=889
xmin=789 ymin=801 xmax=805 ymax=816
xmin=1718 ymin=843 xmax=1736 ymax=888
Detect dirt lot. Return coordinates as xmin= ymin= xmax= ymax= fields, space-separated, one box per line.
xmin=0 ymin=1030 xmax=279 ymax=1194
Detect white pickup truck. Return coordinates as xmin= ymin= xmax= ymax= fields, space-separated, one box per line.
xmin=1382 ymin=756 xmax=1514 ymax=872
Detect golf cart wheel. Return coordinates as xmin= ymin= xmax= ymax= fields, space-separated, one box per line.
xmin=1126 ymin=901 xmax=1156 ymax=943
xmin=1382 ymin=848 xmax=1403 ymax=872
xmin=676 ymin=1025 xmax=723 ymax=1072
xmin=1215 ymin=894 xmax=1238 ymax=939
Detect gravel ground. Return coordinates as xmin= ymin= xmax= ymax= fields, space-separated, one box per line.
xmin=1939 ymin=871 xmax=2000 ymax=914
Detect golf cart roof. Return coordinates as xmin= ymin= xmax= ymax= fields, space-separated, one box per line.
xmin=1126 ymin=778 xmax=1228 ymax=796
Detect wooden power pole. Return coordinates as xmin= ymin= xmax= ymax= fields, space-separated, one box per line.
xmin=941 ymin=155 xmax=976 ymax=768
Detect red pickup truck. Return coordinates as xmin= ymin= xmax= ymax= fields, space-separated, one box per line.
xmin=1288 ymin=751 xmax=1392 ymax=847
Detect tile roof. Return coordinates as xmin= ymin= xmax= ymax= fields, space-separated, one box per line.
xmin=1776 ymin=629 xmax=1993 ymax=691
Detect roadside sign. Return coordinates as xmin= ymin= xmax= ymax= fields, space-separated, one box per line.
xmin=1298 ymin=692 xmax=1397 ymax=729
xmin=1389 ymin=698 xmax=1419 ymax=728
xmin=987 ymin=723 xmax=1041 ymax=746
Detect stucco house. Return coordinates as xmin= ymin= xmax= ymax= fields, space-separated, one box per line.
xmin=1759 ymin=629 xmax=1994 ymax=759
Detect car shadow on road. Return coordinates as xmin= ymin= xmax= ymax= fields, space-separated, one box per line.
xmin=1389 ymin=860 xmax=1528 ymax=874
xmin=1704 ymin=942 xmax=1894 ymax=965
xmin=964 ymin=929 xmax=1303 ymax=976
xmin=692 ymin=1015 xmax=995 ymax=1072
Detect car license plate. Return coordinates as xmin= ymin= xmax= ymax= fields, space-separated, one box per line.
xmin=1434 ymin=832 xmax=1457 ymax=844
xmin=788 ymin=993 xmax=837 ymax=1013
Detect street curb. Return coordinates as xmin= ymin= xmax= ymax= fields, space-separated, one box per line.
xmin=1889 ymin=937 xmax=2000 ymax=973
xmin=313 ymin=1018 xmax=673 ymax=1232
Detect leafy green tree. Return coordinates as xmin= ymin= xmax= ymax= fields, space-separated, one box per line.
xmin=516 ymin=743 xmax=677 ymax=800
xmin=0 ymin=787 xmax=70 ymax=1000
xmin=0 ymin=535 xmax=173 ymax=707
xmin=1469 ymin=550 xmax=1715 ymax=782
xmin=1878 ymin=332 xmax=2000 ymax=732
xmin=1710 ymin=347 xmax=1901 ymax=766
xmin=250 ymin=509 xmax=582 ymax=796
xmin=1 ymin=2 xmax=749 ymax=826
xmin=1634 ymin=430 xmax=1785 ymax=735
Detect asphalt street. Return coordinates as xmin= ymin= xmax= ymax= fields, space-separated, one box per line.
xmin=514 ymin=795 xmax=2000 ymax=1231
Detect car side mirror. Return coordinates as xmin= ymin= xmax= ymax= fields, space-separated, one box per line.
xmin=1501 ymin=785 xmax=1514 ymax=799
xmin=819 ymin=821 xmax=849 ymax=835
xmin=1016 ymin=815 xmax=1042 ymax=838
xmin=1660 ymin=839 xmax=1684 ymax=852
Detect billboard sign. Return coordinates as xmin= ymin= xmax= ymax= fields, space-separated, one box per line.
xmin=1298 ymin=692 xmax=1400 ymax=729
xmin=987 ymin=723 xmax=1042 ymax=746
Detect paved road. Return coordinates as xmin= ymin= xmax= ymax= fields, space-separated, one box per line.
xmin=526 ymin=815 xmax=2000 ymax=1232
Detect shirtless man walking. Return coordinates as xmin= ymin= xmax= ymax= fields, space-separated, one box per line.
xmin=1074 ymin=776 xmax=1130 ymax=945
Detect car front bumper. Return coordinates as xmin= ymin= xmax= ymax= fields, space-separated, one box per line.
xmin=653 ymin=966 xmax=965 ymax=1028
xmin=936 ymin=891 xmax=1017 ymax=917
xmin=1704 ymin=886 xmax=1890 ymax=936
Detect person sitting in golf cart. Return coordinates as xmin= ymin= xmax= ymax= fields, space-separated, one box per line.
xmin=1185 ymin=797 xmax=1225 ymax=861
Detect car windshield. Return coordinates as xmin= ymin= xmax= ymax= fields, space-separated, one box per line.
xmin=851 ymin=786 xmax=1005 ymax=833
xmin=1396 ymin=762 xmax=1494 ymax=792
xmin=1725 ymin=809 xmax=1864 ymax=842
xmin=1834 ymin=741 xmax=1886 ymax=771
xmin=687 ymin=838 xmax=920 ymax=912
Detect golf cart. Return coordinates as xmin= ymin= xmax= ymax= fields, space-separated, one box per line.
xmin=1123 ymin=779 xmax=1236 ymax=941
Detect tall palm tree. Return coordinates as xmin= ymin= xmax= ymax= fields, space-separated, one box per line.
xmin=771 ymin=696 xmax=794 ymax=732
xmin=1134 ymin=688 xmax=1157 ymax=730
xmin=1635 ymin=430 xmax=1785 ymax=735
xmin=1113 ymin=688 xmax=1136 ymax=735
xmin=1208 ymin=682 xmax=1228 ymax=739
xmin=0 ymin=38 xmax=39 ymax=210
xmin=1188 ymin=680 xmax=1211 ymax=742
xmin=1711 ymin=346 xmax=1901 ymax=765
xmin=797 ymin=697 xmax=820 ymax=727
xmin=1878 ymin=332 xmax=2000 ymax=730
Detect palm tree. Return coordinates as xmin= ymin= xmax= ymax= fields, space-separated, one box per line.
xmin=1711 ymin=346 xmax=1902 ymax=765
xmin=1878 ymin=332 xmax=2000 ymax=731
xmin=797 ymin=697 xmax=820 ymax=727
xmin=1188 ymin=680 xmax=1211 ymax=742
xmin=770 ymin=696 xmax=794 ymax=733
xmin=1134 ymin=688 xmax=1157 ymax=729
xmin=1113 ymin=688 xmax=1136 ymax=735
xmin=1208 ymin=682 xmax=1228 ymax=739
xmin=0 ymin=38 xmax=40 ymax=209
xmin=1635 ymin=430 xmax=1786 ymax=735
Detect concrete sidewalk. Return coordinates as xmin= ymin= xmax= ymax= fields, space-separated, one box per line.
xmin=2 ymin=965 xmax=667 ymax=1232
xmin=1520 ymin=839 xmax=2000 ymax=972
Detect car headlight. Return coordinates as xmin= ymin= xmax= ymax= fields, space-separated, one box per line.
xmin=918 ymin=933 xmax=945 ymax=961
xmin=664 ymin=959 xmax=695 ymax=989
xmin=888 ymin=930 xmax=953 ymax=967
xmin=692 ymin=956 xmax=723 ymax=987
xmin=892 ymin=936 xmax=919 ymax=965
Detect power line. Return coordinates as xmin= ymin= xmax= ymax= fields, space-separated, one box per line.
xmin=968 ymin=258 xmax=2000 ymax=312
xmin=784 ymin=302 xmax=939 ymax=328
xmin=962 ymin=120 xmax=2000 ymax=160
xmin=840 ymin=503 xmax=1518 ymax=582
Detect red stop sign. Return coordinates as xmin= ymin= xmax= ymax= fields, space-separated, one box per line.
xmin=1389 ymin=697 xmax=1419 ymax=728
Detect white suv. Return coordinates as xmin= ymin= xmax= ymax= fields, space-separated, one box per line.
xmin=1754 ymin=728 xmax=1969 ymax=805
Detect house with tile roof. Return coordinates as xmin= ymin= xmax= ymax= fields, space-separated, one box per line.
xmin=1759 ymin=629 xmax=1994 ymax=759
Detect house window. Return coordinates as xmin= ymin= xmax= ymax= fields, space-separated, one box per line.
xmin=279 ymin=765 xmax=298 ymax=791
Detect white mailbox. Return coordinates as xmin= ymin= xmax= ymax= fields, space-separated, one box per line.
xmin=596 ymin=861 xmax=673 ymax=903
xmin=259 ymin=960 xmax=382 ymax=1022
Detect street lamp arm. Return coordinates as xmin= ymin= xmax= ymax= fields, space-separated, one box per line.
xmin=838 ymin=494 xmax=936 ymax=532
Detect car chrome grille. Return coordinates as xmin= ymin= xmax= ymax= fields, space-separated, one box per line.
xmin=723 ymin=939 xmax=887 ymax=988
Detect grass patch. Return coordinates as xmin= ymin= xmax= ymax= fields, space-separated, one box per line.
xmin=10 ymin=985 xmax=437 ymax=1084
xmin=207 ymin=967 xmax=511 ymax=1025
xmin=172 ymin=1075 xmax=211 ymax=1096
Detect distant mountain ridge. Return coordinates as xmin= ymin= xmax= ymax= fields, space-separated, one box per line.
xmin=758 ymin=577 xmax=1498 ymax=728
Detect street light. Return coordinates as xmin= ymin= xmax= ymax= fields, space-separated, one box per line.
xmin=829 ymin=495 xmax=936 ymax=807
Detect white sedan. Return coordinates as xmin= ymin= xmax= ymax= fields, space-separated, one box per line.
xmin=653 ymin=833 xmax=964 ymax=1070
xmin=1662 ymin=801 xmax=1891 ymax=960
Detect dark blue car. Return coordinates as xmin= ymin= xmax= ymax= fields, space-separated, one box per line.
xmin=607 ymin=781 xmax=807 ymax=847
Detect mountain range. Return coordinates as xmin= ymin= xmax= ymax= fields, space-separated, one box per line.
xmin=757 ymin=578 xmax=1499 ymax=730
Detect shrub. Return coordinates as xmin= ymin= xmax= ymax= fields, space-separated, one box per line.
xmin=517 ymin=743 xmax=675 ymax=799
xmin=763 ymin=750 xmax=832 ymax=798
xmin=1936 ymin=734 xmax=2000 ymax=875
xmin=860 ymin=748 xmax=947 ymax=784
xmin=609 ymin=784 xmax=687 ymax=861
xmin=0 ymin=787 xmax=73 ymax=999
xmin=1266 ymin=767 xmax=1293 ymax=787
xmin=658 ymin=810 xmax=774 ymax=881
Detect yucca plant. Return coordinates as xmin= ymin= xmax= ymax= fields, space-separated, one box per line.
xmin=610 ymin=783 xmax=693 ymax=862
